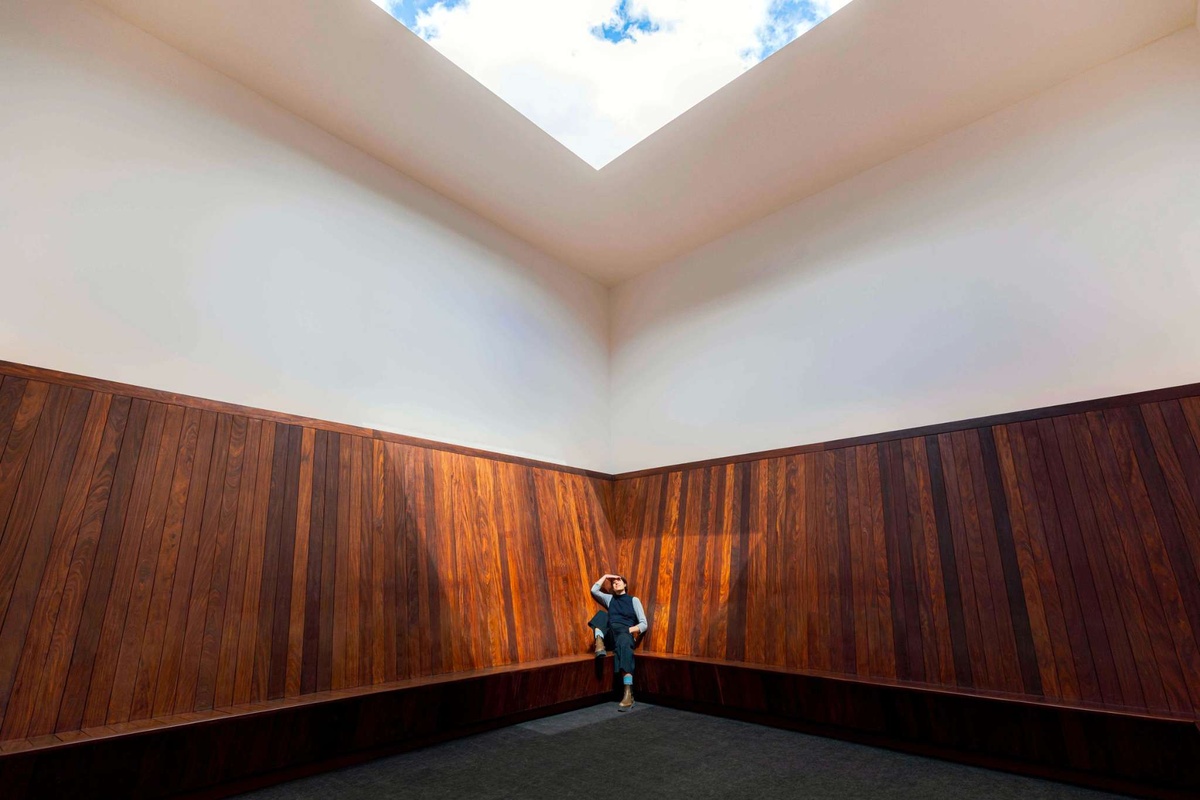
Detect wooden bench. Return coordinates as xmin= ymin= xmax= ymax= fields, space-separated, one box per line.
xmin=637 ymin=652 xmax=1200 ymax=800
xmin=5 ymin=651 xmax=1197 ymax=799
xmin=0 ymin=655 xmax=613 ymax=799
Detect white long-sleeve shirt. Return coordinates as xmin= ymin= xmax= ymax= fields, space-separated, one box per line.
xmin=591 ymin=580 xmax=648 ymax=634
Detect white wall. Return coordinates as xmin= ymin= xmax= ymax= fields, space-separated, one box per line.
xmin=1 ymin=0 xmax=610 ymax=471
xmin=6 ymin=3 xmax=1198 ymax=477
xmin=611 ymin=27 xmax=1200 ymax=474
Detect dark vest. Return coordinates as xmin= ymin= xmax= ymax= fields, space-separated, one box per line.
xmin=608 ymin=592 xmax=638 ymax=629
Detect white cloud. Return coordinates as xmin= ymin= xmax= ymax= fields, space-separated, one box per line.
xmin=375 ymin=0 xmax=852 ymax=169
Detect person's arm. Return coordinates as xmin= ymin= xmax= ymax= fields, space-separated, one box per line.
xmin=591 ymin=574 xmax=615 ymax=607
xmin=631 ymin=597 xmax=648 ymax=635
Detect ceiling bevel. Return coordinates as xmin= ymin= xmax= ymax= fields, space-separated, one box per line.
xmin=90 ymin=0 xmax=1197 ymax=284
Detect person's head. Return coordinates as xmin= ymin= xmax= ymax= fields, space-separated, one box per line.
xmin=611 ymin=575 xmax=628 ymax=595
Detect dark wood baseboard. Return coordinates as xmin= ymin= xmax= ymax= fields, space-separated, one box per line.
xmin=637 ymin=655 xmax=1200 ymax=800
xmin=2 ymin=652 xmax=1196 ymax=799
xmin=181 ymin=693 xmax=612 ymax=800
xmin=0 ymin=657 xmax=613 ymax=799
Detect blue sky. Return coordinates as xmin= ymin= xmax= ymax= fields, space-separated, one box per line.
xmin=592 ymin=1 xmax=662 ymax=44
xmin=382 ymin=0 xmax=458 ymax=26
xmin=372 ymin=0 xmax=852 ymax=168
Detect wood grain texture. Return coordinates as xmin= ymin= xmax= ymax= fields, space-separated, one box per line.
xmin=615 ymin=392 xmax=1200 ymax=719
xmin=2 ymin=360 xmax=1200 ymax=798
xmin=0 ymin=365 xmax=616 ymax=742
xmin=0 ymin=656 xmax=611 ymax=800
xmin=638 ymin=654 xmax=1200 ymax=800
xmin=5 ymin=358 xmax=1200 ymax=751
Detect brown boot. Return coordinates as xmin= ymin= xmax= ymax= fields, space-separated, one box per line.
xmin=618 ymin=684 xmax=634 ymax=711
xmin=594 ymin=635 xmax=607 ymax=657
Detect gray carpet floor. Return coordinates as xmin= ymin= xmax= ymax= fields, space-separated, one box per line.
xmin=236 ymin=702 xmax=1129 ymax=799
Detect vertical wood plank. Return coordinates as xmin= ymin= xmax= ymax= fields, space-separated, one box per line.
xmin=0 ymin=382 xmax=51 ymax=541
xmin=1007 ymin=424 xmax=1079 ymax=702
xmin=232 ymin=421 xmax=275 ymax=705
xmin=171 ymin=413 xmax=233 ymax=713
xmin=991 ymin=425 xmax=1059 ymax=700
xmin=80 ymin=401 xmax=167 ymax=727
xmin=26 ymin=396 xmax=131 ymax=736
xmin=284 ymin=428 xmax=315 ymax=697
xmin=409 ymin=446 xmax=433 ymax=674
xmin=938 ymin=433 xmax=987 ymax=689
xmin=782 ymin=455 xmax=805 ymax=670
xmin=299 ymin=429 xmax=327 ymax=695
xmin=1157 ymin=401 xmax=1200 ymax=583
xmin=1069 ymin=414 xmax=1166 ymax=711
xmin=650 ymin=472 xmax=682 ymax=654
xmin=251 ymin=424 xmax=289 ymax=699
xmin=804 ymin=453 xmax=823 ymax=671
xmin=0 ymin=378 xmax=30 ymax=459
xmin=964 ymin=429 xmax=1022 ymax=693
xmin=766 ymin=458 xmax=787 ymax=668
xmin=924 ymin=435 xmax=973 ymax=689
xmin=377 ymin=440 xmax=397 ymax=680
xmin=422 ymin=449 xmax=449 ymax=672
xmin=979 ymin=427 xmax=1043 ymax=697
xmin=358 ymin=439 xmax=377 ymax=678
xmin=0 ymin=392 xmax=112 ymax=739
xmin=213 ymin=418 xmax=262 ymax=710
xmin=151 ymin=409 xmax=217 ymax=716
xmin=863 ymin=446 xmax=895 ymax=679
xmin=1112 ymin=407 xmax=1200 ymax=708
xmin=57 ymin=397 xmax=150 ymax=731
xmin=129 ymin=406 xmax=201 ymax=721
xmin=493 ymin=460 xmax=526 ymax=664
xmin=266 ymin=425 xmax=302 ymax=699
xmin=342 ymin=436 xmax=363 ymax=680
xmin=194 ymin=415 xmax=248 ymax=711
xmin=1019 ymin=421 xmax=1103 ymax=703
xmin=104 ymin=404 xmax=185 ymax=723
xmin=880 ymin=441 xmax=920 ymax=681
xmin=0 ymin=383 xmax=72 ymax=629
xmin=902 ymin=439 xmax=944 ymax=685
xmin=487 ymin=460 xmax=518 ymax=666
xmin=316 ymin=432 xmax=340 ymax=690
xmin=450 ymin=453 xmax=483 ymax=669
xmin=745 ymin=460 xmax=767 ymax=666
xmin=0 ymin=387 xmax=91 ymax=728
xmin=831 ymin=452 xmax=855 ymax=674
xmin=1052 ymin=415 xmax=1142 ymax=708
xmin=1086 ymin=410 xmax=1191 ymax=711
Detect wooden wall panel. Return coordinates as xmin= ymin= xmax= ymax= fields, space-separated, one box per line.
xmin=6 ymin=356 xmax=1197 ymax=753
xmin=0 ymin=364 xmax=616 ymax=742
xmin=615 ymin=396 xmax=1200 ymax=719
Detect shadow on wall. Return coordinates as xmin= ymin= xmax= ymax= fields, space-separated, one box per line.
xmin=610 ymin=388 xmax=1200 ymax=721
xmin=396 ymin=449 xmax=619 ymax=677
xmin=0 ymin=365 xmax=621 ymax=747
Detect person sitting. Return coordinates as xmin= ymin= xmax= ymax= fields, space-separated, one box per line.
xmin=587 ymin=572 xmax=647 ymax=711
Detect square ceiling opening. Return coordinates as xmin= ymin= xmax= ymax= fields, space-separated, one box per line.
xmin=372 ymin=0 xmax=854 ymax=169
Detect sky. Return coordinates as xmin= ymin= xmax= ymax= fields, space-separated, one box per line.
xmin=370 ymin=0 xmax=854 ymax=169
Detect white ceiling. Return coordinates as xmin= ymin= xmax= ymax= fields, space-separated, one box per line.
xmin=91 ymin=0 xmax=1196 ymax=285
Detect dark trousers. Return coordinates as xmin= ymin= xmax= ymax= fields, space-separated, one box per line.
xmin=587 ymin=610 xmax=636 ymax=674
